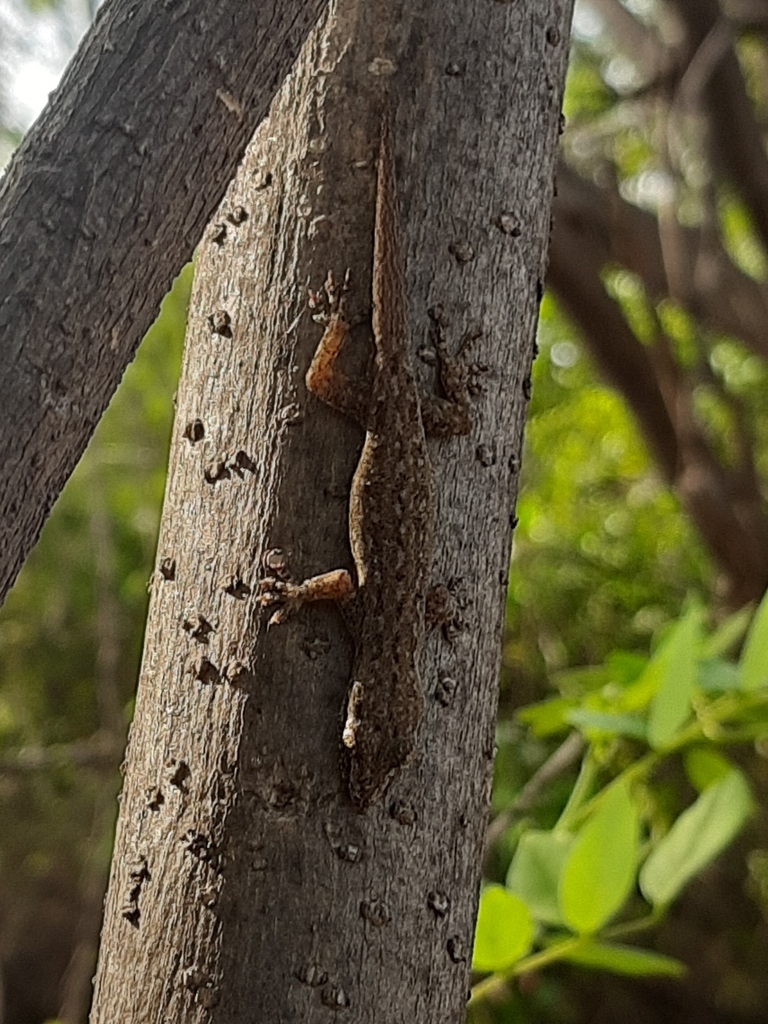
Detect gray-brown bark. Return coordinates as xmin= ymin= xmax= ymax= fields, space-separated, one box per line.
xmin=0 ymin=0 xmax=328 ymax=608
xmin=89 ymin=0 xmax=572 ymax=1020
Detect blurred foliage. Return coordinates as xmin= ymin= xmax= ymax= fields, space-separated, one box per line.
xmin=0 ymin=268 xmax=190 ymax=1022
xmin=503 ymin=293 xmax=711 ymax=713
xmin=0 ymin=266 xmax=189 ymax=746
xmin=473 ymin=595 xmax=768 ymax=1014
xmin=487 ymin=6 xmax=768 ymax=1021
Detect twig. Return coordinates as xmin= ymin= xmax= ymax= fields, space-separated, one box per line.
xmin=484 ymin=731 xmax=585 ymax=856
xmin=0 ymin=733 xmax=123 ymax=774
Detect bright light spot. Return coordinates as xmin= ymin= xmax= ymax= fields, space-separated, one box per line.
xmin=579 ymin=531 xmax=601 ymax=557
xmin=633 ymin=605 xmax=666 ymax=634
xmin=603 ymin=55 xmax=644 ymax=94
xmin=9 ymin=61 xmax=60 ymax=124
xmin=551 ymin=341 xmax=579 ymax=368
xmin=620 ymin=0 xmax=657 ymax=23
xmin=605 ymin=510 xmax=629 ymax=537
xmin=622 ymin=169 xmax=676 ymax=210
xmin=627 ymin=477 xmax=661 ymax=506
xmin=601 ymin=432 xmax=627 ymax=460
xmin=572 ymin=2 xmax=605 ymax=41
xmin=529 ymin=514 xmax=556 ymax=545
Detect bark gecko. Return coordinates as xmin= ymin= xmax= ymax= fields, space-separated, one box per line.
xmin=261 ymin=104 xmax=473 ymax=809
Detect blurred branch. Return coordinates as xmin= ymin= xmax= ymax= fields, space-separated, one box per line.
xmin=724 ymin=0 xmax=768 ymax=29
xmin=90 ymin=474 xmax=125 ymax=739
xmin=674 ymin=0 xmax=768 ymax=249
xmin=483 ymin=731 xmax=585 ymax=870
xmin=58 ymin=758 xmax=119 ymax=1024
xmin=54 ymin=469 xmax=128 ymax=1023
xmin=553 ymin=162 xmax=768 ymax=362
xmin=549 ymin=163 xmax=768 ymax=604
xmin=0 ymin=733 xmax=123 ymax=774
xmin=586 ymin=0 xmax=674 ymax=81
xmin=548 ymin=179 xmax=681 ymax=479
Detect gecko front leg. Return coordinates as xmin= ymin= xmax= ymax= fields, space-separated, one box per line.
xmin=305 ymin=269 xmax=371 ymax=427
xmin=259 ymin=273 xmax=368 ymax=623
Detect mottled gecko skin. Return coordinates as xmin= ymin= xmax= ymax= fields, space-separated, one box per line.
xmin=263 ymin=107 xmax=470 ymax=810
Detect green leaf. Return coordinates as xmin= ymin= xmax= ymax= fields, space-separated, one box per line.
xmin=701 ymin=605 xmax=752 ymax=660
xmin=516 ymin=697 xmax=575 ymax=737
xmin=683 ymin=747 xmax=734 ymax=792
xmin=604 ymin=651 xmax=648 ymax=685
xmin=740 ymin=590 xmax=768 ymax=690
xmin=506 ymin=829 xmax=574 ymax=925
xmin=647 ymin=605 xmax=702 ymax=748
xmin=567 ymin=709 xmax=647 ymax=741
xmin=698 ymin=659 xmax=741 ymax=693
xmin=559 ymin=782 xmax=639 ymax=933
xmin=615 ymin=669 xmax=661 ymax=713
xmin=640 ymin=770 xmax=754 ymax=907
xmin=472 ymin=885 xmax=535 ymax=972
xmin=563 ymin=940 xmax=686 ymax=978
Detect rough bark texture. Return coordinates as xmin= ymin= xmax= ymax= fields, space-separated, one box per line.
xmin=0 ymin=0 xmax=328 ymax=607
xmin=90 ymin=0 xmax=572 ymax=1020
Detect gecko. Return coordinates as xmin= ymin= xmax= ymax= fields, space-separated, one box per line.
xmin=261 ymin=104 xmax=473 ymax=810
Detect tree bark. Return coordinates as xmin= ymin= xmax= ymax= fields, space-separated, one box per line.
xmin=89 ymin=0 xmax=572 ymax=1020
xmin=0 ymin=0 xmax=328 ymax=608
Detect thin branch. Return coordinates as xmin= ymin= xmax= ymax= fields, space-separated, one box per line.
xmin=484 ymin=732 xmax=585 ymax=859
xmin=0 ymin=0 xmax=328 ymax=610
xmin=553 ymin=162 xmax=768 ymax=363
xmin=674 ymin=0 xmax=768 ymax=249
xmin=0 ymin=733 xmax=123 ymax=774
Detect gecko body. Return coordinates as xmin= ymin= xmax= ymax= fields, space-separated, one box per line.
xmin=263 ymin=106 xmax=470 ymax=809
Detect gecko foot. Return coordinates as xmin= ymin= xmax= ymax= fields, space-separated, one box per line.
xmin=309 ymin=268 xmax=351 ymax=325
xmin=417 ymin=307 xmax=482 ymax=438
xmin=258 ymin=578 xmax=303 ymax=626
xmin=425 ymin=578 xmax=468 ymax=640
xmin=259 ymin=568 xmax=355 ymax=627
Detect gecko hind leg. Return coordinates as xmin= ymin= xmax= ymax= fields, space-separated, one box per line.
xmin=419 ymin=307 xmax=481 ymax=438
xmin=259 ymin=567 xmax=355 ymax=626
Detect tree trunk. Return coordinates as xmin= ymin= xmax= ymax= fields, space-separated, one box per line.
xmin=0 ymin=0 xmax=327 ymax=609
xmin=89 ymin=1 xmax=572 ymax=1020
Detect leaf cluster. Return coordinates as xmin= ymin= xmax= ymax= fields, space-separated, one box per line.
xmin=473 ymin=592 xmax=768 ymax=1005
